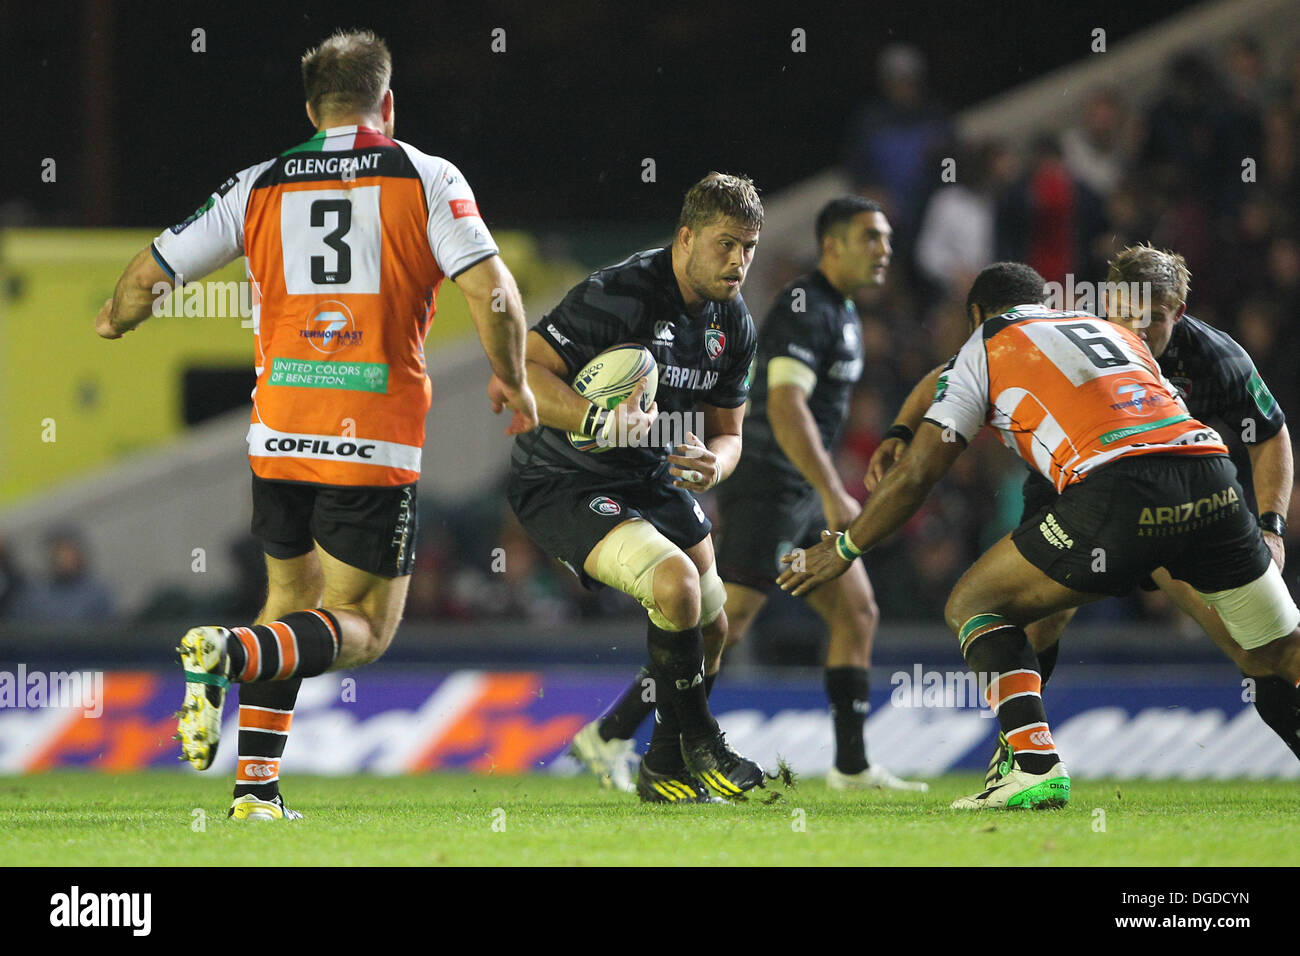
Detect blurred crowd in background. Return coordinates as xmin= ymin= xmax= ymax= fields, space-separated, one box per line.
xmin=4 ymin=35 xmax=1300 ymax=658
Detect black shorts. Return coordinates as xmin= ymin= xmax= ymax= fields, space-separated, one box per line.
xmin=1011 ymin=454 xmax=1269 ymax=597
xmin=1020 ymin=470 xmax=1059 ymax=524
xmin=715 ymin=462 xmax=824 ymax=592
xmin=507 ymin=464 xmax=710 ymax=588
xmin=250 ymin=473 xmax=418 ymax=578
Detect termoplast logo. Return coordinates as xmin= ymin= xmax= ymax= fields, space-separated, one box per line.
xmin=301 ymin=300 xmax=362 ymax=354
xmin=589 ymin=497 xmax=622 ymax=516
xmin=1110 ymin=378 xmax=1164 ymax=416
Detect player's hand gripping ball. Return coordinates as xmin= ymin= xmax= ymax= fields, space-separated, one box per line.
xmin=567 ymin=344 xmax=659 ymax=452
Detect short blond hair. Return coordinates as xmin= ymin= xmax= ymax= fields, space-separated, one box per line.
xmin=1107 ymin=243 xmax=1190 ymax=309
xmin=677 ymin=172 xmax=764 ymax=234
xmin=301 ymin=29 xmax=391 ymax=118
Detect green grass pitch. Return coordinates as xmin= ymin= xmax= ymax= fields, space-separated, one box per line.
xmin=2 ymin=771 xmax=1297 ymax=866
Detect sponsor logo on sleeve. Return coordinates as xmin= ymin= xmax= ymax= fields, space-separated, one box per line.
xmin=449 ymin=199 xmax=480 ymax=219
xmin=1248 ymin=370 xmax=1277 ymax=416
xmin=168 ymin=195 xmax=215 ymax=235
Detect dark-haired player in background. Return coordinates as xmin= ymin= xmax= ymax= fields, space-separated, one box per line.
xmin=573 ymin=197 xmax=925 ymax=792
xmin=511 ymin=173 xmax=767 ymax=803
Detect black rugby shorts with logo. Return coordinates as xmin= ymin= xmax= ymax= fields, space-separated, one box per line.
xmin=1011 ymin=453 xmax=1269 ymax=597
xmin=251 ymin=473 xmax=418 ymax=578
xmin=507 ymin=462 xmax=710 ymax=588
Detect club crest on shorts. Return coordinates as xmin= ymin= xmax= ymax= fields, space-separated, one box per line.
xmin=589 ymin=496 xmax=622 ymax=516
xmin=705 ymin=327 xmax=726 ymax=360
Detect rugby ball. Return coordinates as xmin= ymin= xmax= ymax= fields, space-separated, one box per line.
xmin=567 ymin=343 xmax=659 ymax=452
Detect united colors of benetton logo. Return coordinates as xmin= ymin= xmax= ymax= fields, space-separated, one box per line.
xmin=589 ymin=497 xmax=622 ymax=516
xmin=705 ymin=327 xmax=726 ymax=359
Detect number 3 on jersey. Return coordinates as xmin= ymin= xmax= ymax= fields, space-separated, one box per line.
xmin=280 ymin=186 xmax=382 ymax=295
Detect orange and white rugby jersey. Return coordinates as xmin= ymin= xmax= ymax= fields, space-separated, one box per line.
xmin=923 ymin=304 xmax=1229 ymax=492
xmin=151 ymin=125 xmax=499 ymax=486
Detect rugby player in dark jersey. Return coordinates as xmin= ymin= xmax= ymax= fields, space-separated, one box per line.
xmin=868 ymin=245 xmax=1298 ymax=783
xmin=572 ymin=198 xmax=926 ymax=793
xmin=715 ymin=198 xmax=928 ymax=790
xmin=509 ymin=173 xmax=766 ymax=802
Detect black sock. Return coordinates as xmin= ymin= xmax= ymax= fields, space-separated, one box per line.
xmin=826 ymin=666 xmax=870 ymax=774
xmin=644 ymin=702 xmax=684 ymax=772
xmin=598 ymin=666 xmax=656 ymax=741
xmin=224 ymin=631 xmax=248 ymax=679
xmin=959 ymin=614 xmax=1058 ymax=775
xmin=1037 ymin=641 xmax=1060 ymax=686
xmin=1251 ymin=674 xmax=1300 ymax=760
xmin=225 ymin=610 xmax=341 ymax=682
xmin=646 ymin=621 xmax=718 ymax=744
xmin=232 ymin=678 xmax=301 ymax=801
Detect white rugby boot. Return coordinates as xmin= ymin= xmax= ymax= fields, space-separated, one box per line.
xmin=568 ymin=719 xmax=637 ymax=793
xmin=950 ymin=760 xmax=1070 ymax=810
xmin=827 ymin=765 xmax=930 ymax=792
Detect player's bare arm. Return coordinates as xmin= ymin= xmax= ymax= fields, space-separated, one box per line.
xmin=523 ymin=330 xmax=656 ymax=438
xmin=1248 ymin=422 xmax=1293 ymax=569
xmin=455 ymin=255 xmax=538 ymax=434
xmin=668 ymin=403 xmax=741 ymax=491
xmin=780 ymin=420 xmax=964 ymax=595
xmin=95 ymin=246 xmax=176 ymax=339
xmin=864 ymin=363 xmax=946 ymax=493
xmin=767 ymin=381 xmax=858 ymax=529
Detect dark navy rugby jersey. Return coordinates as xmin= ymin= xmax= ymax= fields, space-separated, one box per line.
xmin=742 ymin=270 xmax=864 ymax=481
xmin=1160 ymin=313 xmax=1285 ymax=506
xmin=1159 ymin=313 xmax=1284 ymax=444
xmin=511 ymin=247 xmax=757 ymax=479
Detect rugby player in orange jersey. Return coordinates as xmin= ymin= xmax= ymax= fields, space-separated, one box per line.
xmin=95 ymin=29 xmax=537 ymax=820
xmin=868 ymin=246 xmax=1300 ymax=784
xmin=778 ymin=262 xmax=1300 ymax=809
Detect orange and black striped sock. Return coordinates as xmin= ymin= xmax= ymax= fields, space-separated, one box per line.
xmin=224 ymin=609 xmax=341 ymax=683
xmin=959 ymin=613 xmax=1060 ymax=775
xmin=232 ymin=678 xmax=300 ymax=801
